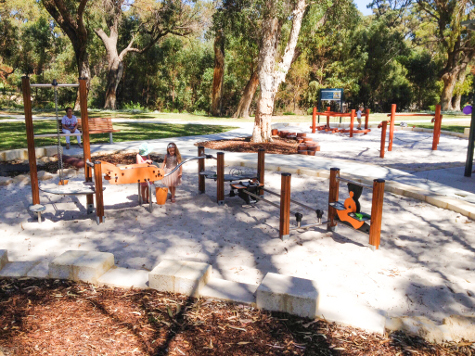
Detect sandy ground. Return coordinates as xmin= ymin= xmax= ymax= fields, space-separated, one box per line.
xmin=1 ymin=159 xmax=474 ymax=324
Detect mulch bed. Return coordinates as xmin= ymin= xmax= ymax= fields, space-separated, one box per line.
xmin=0 ymin=278 xmax=471 ymax=355
xmin=196 ymin=137 xmax=299 ymax=155
xmin=0 ymin=153 xmax=164 ymax=178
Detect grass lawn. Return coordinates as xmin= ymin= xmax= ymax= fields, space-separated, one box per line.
xmin=415 ymin=124 xmax=468 ymax=133
xmin=0 ymin=121 xmax=238 ymax=151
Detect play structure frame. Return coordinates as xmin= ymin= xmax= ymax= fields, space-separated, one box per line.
xmin=379 ymin=104 xmax=443 ymax=158
xmin=311 ymin=107 xmax=371 ymax=136
xmin=327 ymin=168 xmax=385 ymax=250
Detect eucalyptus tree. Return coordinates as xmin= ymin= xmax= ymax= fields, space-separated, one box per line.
xmin=92 ymin=0 xmax=204 ymax=109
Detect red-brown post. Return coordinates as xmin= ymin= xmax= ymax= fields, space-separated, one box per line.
xmin=79 ymin=78 xmax=94 ymax=212
xmin=22 ymin=76 xmax=40 ymax=206
xmin=312 ymin=107 xmax=317 ymax=133
xmin=217 ymin=152 xmax=224 ymax=205
xmin=432 ymin=104 xmax=442 ymax=150
xmin=388 ymin=104 xmax=396 ymax=151
xmin=327 ymin=168 xmax=340 ymax=231
xmin=257 ymin=148 xmax=265 ymax=196
xmin=198 ymin=146 xmax=205 ymax=193
xmin=365 ymin=108 xmax=370 ymax=132
xmin=369 ymin=179 xmax=385 ymax=250
xmin=349 ymin=109 xmax=355 ymax=137
xmin=326 ymin=106 xmax=331 ymax=128
xmin=93 ymin=161 xmax=105 ymax=224
xmin=380 ymin=121 xmax=388 ymax=158
xmin=279 ymin=173 xmax=291 ymax=240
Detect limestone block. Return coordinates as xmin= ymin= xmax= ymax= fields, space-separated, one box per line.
xmin=445 ymin=199 xmax=475 ymax=219
xmin=256 ymin=273 xmax=319 ymax=318
xmin=97 ymin=267 xmax=149 ymax=289
xmin=45 ymin=145 xmax=62 ymax=157
xmin=464 ymin=128 xmax=470 ymax=138
xmin=0 ymin=250 xmax=8 ymax=271
xmin=27 ymin=260 xmax=49 ymax=278
xmin=279 ymin=166 xmax=300 ymax=174
xmin=316 ymin=170 xmax=330 ymax=179
xmin=12 ymin=175 xmax=30 ymax=185
xmin=318 ymin=297 xmax=386 ymax=335
xmin=0 ymin=177 xmax=13 ymax=186
xmin=49 ymin=250 xmax=115 ymax=283
xmin=149 ymin=260 xmax=211 ymax=297
xmin=35 ymin=147 xmax=46 ymax=159
xmin=425 ymin=195 xmax=449 ymax=209
xmin=200 ymin=278 xmax=258 ymax=305
xmin=402 ymin=187 xmax=428 ymax=202
xmin=443 ymin=315 xmax=475 ymax=342
xmin=38 ymin=171 xmax=54 ymax=181
xmin=265 ymin=164 xmax=280 ymax=172
xmin=0 ymin=261 xmax=39 ymax=278
xmin=298 ymin=168 xmax=319 ymax=177
xmin=383 ymin=182 xmax=405 ymax=196
xmin=242 ymin=162 xmax=258 ymax=169
xmin=4 ymin=149 xmax=27 ymax=162
xmin=386 ymin=316 xmax=451 ymax=343
xmin=0 ymin=151 xmax=5 ymax=162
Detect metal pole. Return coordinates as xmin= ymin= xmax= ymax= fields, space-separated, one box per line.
xmin=465 ymin=93 xmax=475 ymax=177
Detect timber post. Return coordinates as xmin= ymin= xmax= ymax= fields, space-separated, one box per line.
xmin=432 ymin=104 xmax=442 ymax=150
xmin=388 ymin=104 xmax=396 ymax=151
xmin=380 ymin=121 xmax=388 ymax=158
xmin=365 ymin=108 xmax=370 ymax=132
xmin=79 ymin=78 xmax=94 ymax=213
xmin=257 ymin=148 xmax=265 ymax=195
xmin=327 ymin=168 xmax=340 ymax=231
xmin=217 ymin=152 xmax=224 ymax=205
xmin=93 ymin=161 xmax=105 ymax=224
xmin=198 ymin=146 xmax=205 ymax=193
xmin=312 ymin=107 xmax=317 ymax=133
xmin=350 ymin=109 xmax=355 ymax=138
xmin=279 ymin=173 xmax=291 ymax=240
xmin=369 ymin=179 xmax=385 ymax=250
xmin=22 ymin=76 xmax=40 ymax=206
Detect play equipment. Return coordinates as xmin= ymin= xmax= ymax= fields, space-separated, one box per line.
xmin=22 ymin=76 xmax=104 ymax=223
xmin=327 ymin=168 xmax=385 ymax=250
xmin=311 ymin=107 xmax=371 ymax=136
xmin=198 ymin=147 xmax=325 ymax=240
xmin=379 ymin=104 xmax=442 ymax=158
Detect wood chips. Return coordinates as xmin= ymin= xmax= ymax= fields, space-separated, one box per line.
xmin=0 ymin=278 xmax=472 ymax=355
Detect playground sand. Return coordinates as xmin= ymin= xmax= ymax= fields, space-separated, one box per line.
xmin=1 ymin=160 xmax=474 ymax=324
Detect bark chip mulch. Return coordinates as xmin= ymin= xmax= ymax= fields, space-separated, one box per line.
xmin=196 ymin=137 xmax=299 ymax=155
xmin=0 ymin=278 xmax=472 ymax=355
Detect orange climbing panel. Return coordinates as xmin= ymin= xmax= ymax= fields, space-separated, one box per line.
xmin=100 ymin=161 xmax=165 ymax=185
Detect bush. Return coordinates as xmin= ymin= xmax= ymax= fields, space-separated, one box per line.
xmin=122 ymin=101 xmax=146 ymax=111
xmin=283 ymin=112 xmax=296 ymax=115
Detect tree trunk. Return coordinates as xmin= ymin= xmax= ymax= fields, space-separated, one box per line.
xmin=233 ymin=70 xmax=259 ymax=118
xmin=211 ymin=31 xmax=225 ymax=116
xmin=73 ymin=45 xmax=91 ymax=111
xmin=104 ymin=57 xmax=124 ymax=109
xmin=251 ymin=0 xmax=307 ymax=143
xmin=440 ymin=70 xmax=458 ymax=111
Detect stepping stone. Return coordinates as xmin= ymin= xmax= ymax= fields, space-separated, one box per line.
xmin=149 ymin=260 xmax=211 ymax=297
xmin=0 ymin=250 xmax=7 ymax=271
xmin=49 ymin=250 xmax=115 ymax=283
xmin=98 ymin=267 xmax=149 ymax=289
xmin=27 ymin=260 xmax=49 ymax=278
xmin=0 ymin=261 xmax=40 ymax=278
xmin=256 ymin=273 xmax=319 ymax=318
xmin=200 ymin=278 xmax=258 ymax=305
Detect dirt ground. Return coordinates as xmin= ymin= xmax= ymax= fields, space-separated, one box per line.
xmin=0 ymin=278 xmax=472 ymax=356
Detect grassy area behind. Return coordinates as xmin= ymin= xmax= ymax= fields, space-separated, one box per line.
xmin=0 ymin=121 xmax=238 ymax=151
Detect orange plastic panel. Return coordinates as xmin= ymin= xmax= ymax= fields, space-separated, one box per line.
xmin=100 ymin=161 xmax=165 ymax=184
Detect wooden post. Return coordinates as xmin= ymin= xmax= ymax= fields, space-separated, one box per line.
xmin=380 ymin=121 xmax=388 ymax=158
xmin=217 ymin=152 xmax=224 ymax=205
xmin=326 ymin=106 xmax=331 ymax=128
xmin=327 ymin=168 xmax=340 ymax=231
xmin=279 ymin=173 xmax=291 ymax=240
xmin=369 ymin=179 xmax=385 ymax=250
xmin=198 ymin=146 xmax=205 ymax=193
xmin=365 ymin=108 xmax=370 ymax=133
xmin=349 ymin=109 xmax=355 ymax=137
xmin=93 ymin=161 xmax=105 ymax=224
xmin=388 ymin=104 xmax=396 ymax=151
xmin=79 ymin=78 xmax=94 ymax=213
xmin=22 ymin=76 xmax=40 ymax=206
xmin=257 ymin=148 xmax=265 ymax=195
xmin=312 ymin=107 xmax=317 ymax=133
xmin=432 ymin=104 xmax=442 ymax=150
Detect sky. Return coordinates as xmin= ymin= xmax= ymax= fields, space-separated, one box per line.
xmin=354 ymin=0 xmax=373 ymax=16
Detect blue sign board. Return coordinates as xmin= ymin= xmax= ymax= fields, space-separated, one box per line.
xmin=320 ymin=88 xmax=344 ymax=101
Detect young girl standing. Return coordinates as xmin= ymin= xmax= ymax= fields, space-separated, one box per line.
xmin=137 ymin=143 xmax=153 ymax=203
xmin=161 ymin=142 xmax=182 ymax=203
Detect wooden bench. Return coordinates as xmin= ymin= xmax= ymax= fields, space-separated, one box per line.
xmin=78 ymin=117 xmax=120 ymax=143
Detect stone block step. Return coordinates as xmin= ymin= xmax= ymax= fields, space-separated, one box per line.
xmin=0 ymin=250 xmax=7 ymax=271
xmin=97 ymin=267 xmax=149 ymax=289
xmin=256 ymin=273 xmax=319 ymax=318
xmin=49 ymin=250 xmax=115 ymax=283
xmin=200 ymin=278 xmax=257 ymax=305
xmin=0 ymin=261 xmax=40 ymax=278
xmin=149 ymin=260 xmax=211 ymax=297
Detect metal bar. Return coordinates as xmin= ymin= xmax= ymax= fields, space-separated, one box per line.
xmin=163 ymin=155 xmax=212 ymax=177
xmin=337 ymin=177 xmax=373 ymax=190
xmin=240 ymin=189 xmax=300 ymax=216
xmin=31 ymin=83 xmax=79 ymax=88
xmin=262 ymin=187 xmax=316 ymax=212
xmin=289 ymin=222 xmax=323 ymax=231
